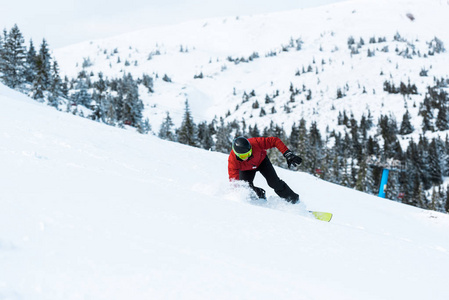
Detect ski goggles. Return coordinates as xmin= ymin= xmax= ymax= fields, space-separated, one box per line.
xmin=234 ymin=148 xmax=252 ymax=160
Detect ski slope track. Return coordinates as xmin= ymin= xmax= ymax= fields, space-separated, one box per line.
xmin=1 ymin=82 xmax=449 ymax=299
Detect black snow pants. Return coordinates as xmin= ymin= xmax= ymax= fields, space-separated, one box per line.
xmin=239 ymin=156 xmax=300 ymax=203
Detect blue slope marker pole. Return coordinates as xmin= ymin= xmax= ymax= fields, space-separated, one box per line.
xmin=378 ymin=168 xmax=389 ymax=198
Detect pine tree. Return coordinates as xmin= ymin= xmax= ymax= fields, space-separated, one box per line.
xmin=178 ymin=99 xmax=197 ymax=146
xmin=141 ymin=73 xmax=154 ymax=93
xmin=71 ymin=71 xmax=92 ymax=107
xmin=31 ymin=54 xmax=45 ymax=100
xmin=306 ymin=122 xmax=323 ymax=173
xmin=248 ymin=124 xmax=260 ymax=138
xmin=378 ymin=115 xmax=399 ymax=157
xmin=120 ymin=73 xmax=143 ymax=128
xmin=435 ymin=105 xmax=449 ymax=131
xmin=209 ymin=117 xmax=218 ymax=137
xmin=404 ymin=139 xmax=421 ymax=206
xmin=159 ymin=112 xmax=175 ymax=141
xmin=399 ymin=110 xmax=414 ymax=135
xmin=296 ymin=118 xmax=308 ymax=171
xmin=61 ymin=76 xmax=70 ymax=98
xmin=36 ymin=39 xmax=52 ymax=90
xmin=140 ymin=118 xmax=151 ymax=134
xmin=197 ymin=121 xmax=214 ymax=150
xmin=92 ymin=72 xmax=108 ymax=122
xmin=429 ymin=187 xmax=438 ymax=211
xmin=350 ymin=116 xmax=362 ymax=161
xmin=288 ymin=123 xmax=299 ymax=151
xmin=355 ymin=157 xmax=368 ymax=192
xmin=319 ymin=137 xmax=332 ymax=181
xmin=418 ymin=135 xmax=432 ymax=190
xmin=420 ymin=95 xmax=434 ymax=132
xmin=359 ymin=114 xmax=371 ymax=140
xmin=340 ymin=153 xmax=352 ymax=188
xmin=24 ymin=39 xmax=37 ymax=83
xmin=262 ymin=121 xmax=275 ymax=138
xmin=215 ymin=117 xmax=231 ymax=153
xmin=330 ymin=151 xmax=341 ymax=184
xmin=274 ymin=123 xmax=286 ymax=141
xmin=428 ymin=139 xmax=442 ymax=186
xmin=31 ymin=39 xmax=53 ymax=100
xmin=104 ymin=94 xmax=117 ymax=125
xmin=364 ymin=162 xmax=377 ymax=195
xmin=48 ymin=60 xmax=62 ymax=108
xmin=0 ymin=24 xmax=26 ymax=89
xmin=417 ymin=183 xmax=428 ymax=209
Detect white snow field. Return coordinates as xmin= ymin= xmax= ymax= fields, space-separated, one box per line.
xmin=53 ymin=0 xmax=449 ymax=135
xmin=1 ymin=83 xmax=449 ymax=300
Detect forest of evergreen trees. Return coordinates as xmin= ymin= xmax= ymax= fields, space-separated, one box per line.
xmin=162 ymin=98 xmax=449 ymax=213
xmin=1 ymin=24 xmax=448 ymax=213
xmin=0 ymin=24 xmax=149 ymax=133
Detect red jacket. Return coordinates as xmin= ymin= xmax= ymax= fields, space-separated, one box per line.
xmin=228 ymin=137 xmax=289 ymax=180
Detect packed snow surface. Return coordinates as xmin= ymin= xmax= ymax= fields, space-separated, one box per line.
xmin=2 ymin=0 xmax=449 ymax=298
xmin=1 ymin=82 xmax=449 ymax=300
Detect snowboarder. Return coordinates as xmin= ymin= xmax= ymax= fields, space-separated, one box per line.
xmin=228 ymin=136 xmax=303 ymax=203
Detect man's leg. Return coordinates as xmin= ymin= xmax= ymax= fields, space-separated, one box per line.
xmin=239 ymin=169 xmax=256 ymax=185
xmin=239 ymin=170 xmax=266 ymax=199
xmin=258 ymin=157 xmax=300 ymax=203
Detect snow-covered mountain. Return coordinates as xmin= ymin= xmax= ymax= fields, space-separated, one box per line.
xmin=3 ymin=1 xmax=449 ymax=298
xmin=53 ymin=0 xmax=449 ymax=136
xmin=1 ymin=78 xmax=449 ymax=299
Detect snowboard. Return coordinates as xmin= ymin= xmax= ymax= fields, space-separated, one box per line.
xmin=310 ymin=211 xmax=333 ymax=222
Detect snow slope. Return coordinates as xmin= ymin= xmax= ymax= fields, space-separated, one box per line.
xmin=1 ymin=82 xmax=449 ymax=299
xmin=53 ymin=0 xmax=449 ymax=135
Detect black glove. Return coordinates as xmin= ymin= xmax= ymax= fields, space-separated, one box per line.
xmin=252 ymin=186 xmax=266 ymax=199
xmin=283 ymin=150 xmax=302 ymax=168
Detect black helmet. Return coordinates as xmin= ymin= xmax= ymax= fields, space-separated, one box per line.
xmin=232 ymin=137 xmax=252 ymax=160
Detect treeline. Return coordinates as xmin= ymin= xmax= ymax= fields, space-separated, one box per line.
xmin=2 ymin=24 xmax=449 ymax=212
xmin=66 ymin=70 xmax=151 ymax=133
xmin=0 ymin=24 xmax=150 ymax=132
xmin=162 ymin=98 xmax=449 ymax=213
xmin=0 ymin=24 xmax=61 ymax=99
xmin=347 ymin=33 xmax=445 ymax=58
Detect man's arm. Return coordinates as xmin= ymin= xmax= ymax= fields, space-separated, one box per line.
xmin=256 ymin=137 xmax=289 ymax=154
xmin=228 ymin=155 xmax=240 ymax=180
xmin=257 ymin=137 xmax=302 ymax=168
